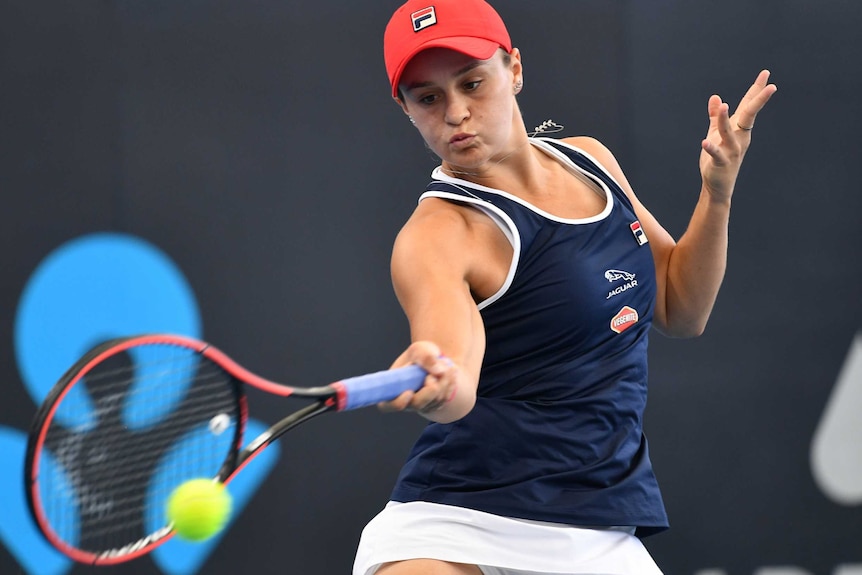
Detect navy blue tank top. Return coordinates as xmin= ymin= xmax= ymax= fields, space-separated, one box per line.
xmin=390 ymin=138 xmax=669 ymax=537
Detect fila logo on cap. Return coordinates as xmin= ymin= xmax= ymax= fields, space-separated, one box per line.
xmin=411 ymin=6 xmax=437 ymax=32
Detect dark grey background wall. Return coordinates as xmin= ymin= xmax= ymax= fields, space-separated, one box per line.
xmin=1 ymin=1 xmax=859 ymax=574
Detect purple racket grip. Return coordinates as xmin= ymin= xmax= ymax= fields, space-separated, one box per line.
xmin=333 ymin=365 xmax=427 ymax=411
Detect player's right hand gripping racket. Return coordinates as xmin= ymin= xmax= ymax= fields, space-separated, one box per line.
xmin=24 ymin=333 xmax=425 ymax=565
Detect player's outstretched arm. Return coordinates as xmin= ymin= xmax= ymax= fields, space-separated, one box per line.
xmin=378 ymin=198 xmax=486 ymax=423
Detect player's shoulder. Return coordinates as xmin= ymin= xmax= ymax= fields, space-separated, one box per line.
xmin=391 ymin=196 xmax=482 ymax=286
xmin=395 ymin=197 xmax=473 ymax=255
xmin=407 ymin=196 xmax=474 ymax=232
xmin=559 ymin=135 xmax=613 ymax=158
xmin=558 ymin=136 xmax=624 ymax=176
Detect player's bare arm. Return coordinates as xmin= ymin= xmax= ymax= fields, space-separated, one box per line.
xmin=569 ymin=71 xmax=776 ymax=338
xmin=380 ymin=198 xmax=502 ymax=423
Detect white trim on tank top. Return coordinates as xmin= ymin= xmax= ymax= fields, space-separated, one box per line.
xmin=429 ymin=139 xmax=614 ymax=225
xmin=420 ymin=139 xmax=618 ymax=309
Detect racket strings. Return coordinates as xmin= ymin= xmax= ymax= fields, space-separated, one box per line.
xmin=72 ymin=357 xmax=229 ymax=402
xmin=66 ymin=353 xmax=200 ymax=386
xmin=35 ymin=344 xmax=243 ymax=556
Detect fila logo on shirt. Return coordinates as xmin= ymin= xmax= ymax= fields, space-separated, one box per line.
xmin=604 ymin=269 xmax=638 ymax=300
xmin=630 ymin=220 xmax=648 ymax=246
xmin=411 ymin=7 xmax=437 ymax=31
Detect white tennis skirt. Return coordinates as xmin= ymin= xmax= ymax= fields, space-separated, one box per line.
xmin=352 ymin=501 xmax=664 ymax=575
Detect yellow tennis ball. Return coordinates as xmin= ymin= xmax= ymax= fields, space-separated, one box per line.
xmin=166 ymin=479 xmax=232 ymax=541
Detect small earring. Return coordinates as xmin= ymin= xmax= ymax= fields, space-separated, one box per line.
xmin=514 ymin=80 xmax=523 ymax=94
xmin=408 ymin=116 xmax=416 ymax=125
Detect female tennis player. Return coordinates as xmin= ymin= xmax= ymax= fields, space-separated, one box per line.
xmin=354 ymin=0 xmax=777 ymax=573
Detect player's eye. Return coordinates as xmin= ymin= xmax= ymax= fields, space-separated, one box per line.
xmin=418 ymin=93 xmax=438 ymax=105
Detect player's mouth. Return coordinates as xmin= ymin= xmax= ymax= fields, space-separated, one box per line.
xmin=449 ymin=133 xmax=476 ymax=149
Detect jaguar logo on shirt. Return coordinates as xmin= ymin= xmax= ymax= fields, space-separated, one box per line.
xmin=605 ymin=269 xmax=638 ymax=300
xmin=610 ymin=306 xmax=639 ymax=334
xmin=604 ymin=269 xmax=635 ymax=282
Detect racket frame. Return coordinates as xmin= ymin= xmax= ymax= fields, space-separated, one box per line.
xmin=24 ymin=334 xmax=361 ymax=565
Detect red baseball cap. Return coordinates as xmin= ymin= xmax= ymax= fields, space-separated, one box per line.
xmin=384 ymin=0 xmax=512 ymax=99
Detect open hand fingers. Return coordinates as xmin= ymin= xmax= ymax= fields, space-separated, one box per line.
xmin=732 ymin=69 xmax=778 ymax=131
xmin=703 ymin=95 xmax=733 ymax=162
xmin=700 ymin=69 xmax=777 ymax=201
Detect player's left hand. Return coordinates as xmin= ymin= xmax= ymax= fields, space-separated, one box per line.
xmin=699 ymin=69 xmax=778 ymax=203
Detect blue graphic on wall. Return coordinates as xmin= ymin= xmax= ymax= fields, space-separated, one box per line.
xmin=1 ymin=233 xmax=279 ymax=575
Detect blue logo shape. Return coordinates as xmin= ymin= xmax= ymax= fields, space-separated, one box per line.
xmin=0 ymin=426 xmax=70 ymax=575
xmin=14 ymin=233 xmax=201 ymax=414
xmin=2 ymin=233 xmax=279 ymax=575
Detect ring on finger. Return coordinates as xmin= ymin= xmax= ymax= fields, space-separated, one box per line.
xmin=737 ymin=122 xmax=754 ymax=131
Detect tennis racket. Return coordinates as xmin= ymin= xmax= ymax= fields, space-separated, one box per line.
xmin=24 ymin=333 xmax=425 ymax=565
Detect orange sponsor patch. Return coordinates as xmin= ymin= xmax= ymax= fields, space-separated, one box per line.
xmin=610 ymin=306 xmax=639 ymax=334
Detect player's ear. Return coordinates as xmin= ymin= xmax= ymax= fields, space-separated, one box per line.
xmin=394 ymin=93 xmax=408 ymax=113
xmin=394 ymin=96 xmax=416 ymax=127
xmin=508 ymin=48 xmax=523 ymax=90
